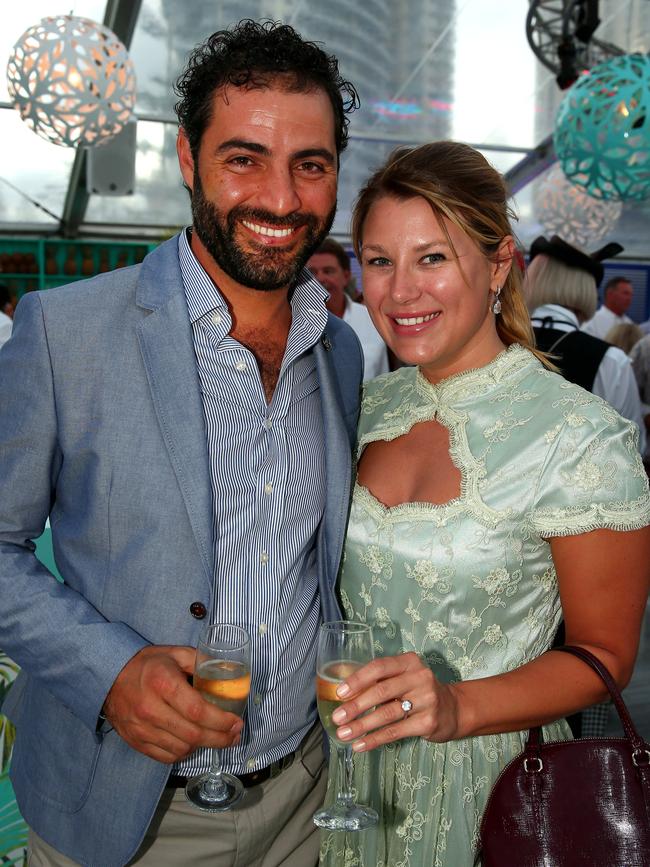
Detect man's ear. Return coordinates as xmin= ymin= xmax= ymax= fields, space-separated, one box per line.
xmin=177 ymin=128 xmax=195 ymax=193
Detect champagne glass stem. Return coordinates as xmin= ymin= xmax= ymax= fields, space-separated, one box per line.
xmin=201 ymin=748 xmax=228 ymax=800
xmin=335 ymin=744 xmax=355 ymax=806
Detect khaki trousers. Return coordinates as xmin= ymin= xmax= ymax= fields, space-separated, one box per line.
xmin=27 ymin=726 xmax=327 ymax=867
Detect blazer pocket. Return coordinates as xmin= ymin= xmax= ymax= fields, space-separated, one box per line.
xmin=12 ymin=677 xmax=102 ymax=813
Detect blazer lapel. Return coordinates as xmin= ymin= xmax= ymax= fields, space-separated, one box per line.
xmin=135 ymin=239 xmax=214 ymax=588
xmin=314 ymin=336 xmax=353 ymax=617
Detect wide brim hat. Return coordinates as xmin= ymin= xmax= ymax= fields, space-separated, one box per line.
xmin=528 ymin=235 xmax=623 ymax=285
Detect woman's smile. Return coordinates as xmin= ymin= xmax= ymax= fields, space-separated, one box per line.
xmin=359 ymin=195 xmax=509 ymax=383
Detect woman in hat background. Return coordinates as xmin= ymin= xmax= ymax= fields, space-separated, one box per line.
xmin=525 ymin=235 xmax=646 ymax=455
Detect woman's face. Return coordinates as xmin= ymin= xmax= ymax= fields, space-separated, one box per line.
xmin=359 ymin=195 xmax=512 ymax=384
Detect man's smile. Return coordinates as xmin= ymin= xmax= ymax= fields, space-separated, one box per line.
xmin=241 ymin=220 xmax=297 ymax=239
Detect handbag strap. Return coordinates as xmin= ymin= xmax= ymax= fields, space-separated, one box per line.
xmin=527 ymin=645 xmax=648 ymax=758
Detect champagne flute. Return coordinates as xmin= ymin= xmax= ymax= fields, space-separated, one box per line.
xmin=185 ymin=623 xmax=251 ymax=812
xmin=313 ymin=620 xmax=379 ymax=831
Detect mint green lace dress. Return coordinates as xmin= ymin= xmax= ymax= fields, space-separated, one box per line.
xmin=320 ymin=345 xmax=650 ymax=867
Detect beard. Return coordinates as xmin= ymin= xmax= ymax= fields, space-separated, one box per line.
xmin=190 ymin=171 xmax=336 ymax=292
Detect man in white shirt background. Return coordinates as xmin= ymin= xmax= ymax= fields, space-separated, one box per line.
xmin=308 ymin=238 xmax=389 ymax=380
xmin=582 ymin=276 xmax=634 ymax=339
xmin=0 ymin=284 xmax=13 ymax=350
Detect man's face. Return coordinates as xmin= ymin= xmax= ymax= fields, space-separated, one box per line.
xmin=307 ymin=252 xmax=350 ymax=315
xmin=178 ymin=83 xmax=338 ymax=293
xmin=606 ymin=280 xmax=634 ymax=316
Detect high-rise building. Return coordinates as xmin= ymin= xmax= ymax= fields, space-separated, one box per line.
xmin=136 ymin=0 xmax=457 ymax=236
xmin=391 ymin=0 xmax=456 ymax=142
xmin=285 ymin=0 xmax=456 ymax=233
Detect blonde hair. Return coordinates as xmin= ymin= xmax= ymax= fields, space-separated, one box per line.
xmin=524 ymin=254 xmax=598 ymax=323
xmin=605 ymin=322 xmax=644 ymax=354
xmin=351 ymin=141 xmax=549 ymax=365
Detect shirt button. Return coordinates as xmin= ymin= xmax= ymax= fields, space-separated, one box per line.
xmin=246 ymin=758 xmax=256 ymax=769
xmin=253 ymin=693 xmax=263 ymax=706
xmin=264 ymin=417 xmax=272 ymax=430
xmin=211 ymin=312 xmax=221 ymax=325
xmin=235 ymin=360 xmax=247 ymax=372
xmin=264 ymin=483 xmax=273 ymax=495
xmin=260 ymin=551 xmax=269 ymax=565
xmin=189 ymin=601 xmax=207 ymax=619
xmin=259 ymin=623 xmax=267 ymax=636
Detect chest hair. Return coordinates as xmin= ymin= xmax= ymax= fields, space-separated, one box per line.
xmin=234 ymin=325 xmax=287 ymax=404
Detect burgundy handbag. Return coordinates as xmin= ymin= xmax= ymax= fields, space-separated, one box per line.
xmin=479 ymin=645 xmax=650 ymax=866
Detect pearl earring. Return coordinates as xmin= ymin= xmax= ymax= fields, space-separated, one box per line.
xmin=492 ymin=286 xmax=502 ymax=315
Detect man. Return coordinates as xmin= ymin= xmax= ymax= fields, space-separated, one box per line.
xmin=581 ymin=275 xmax=634 ymax=339
xmin=0 ymin=284 xmax=12 ymax=349
xmin=0 ymin=21 xmax=362 ymax=867
xmin=308 ymin=238 xmax=389 ymax=380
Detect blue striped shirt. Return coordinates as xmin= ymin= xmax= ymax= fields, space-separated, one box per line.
xmin=176 ymin=230 xmax=328 ymax=776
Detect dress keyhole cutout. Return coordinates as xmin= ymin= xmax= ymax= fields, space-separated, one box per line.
xmin=357 ymin=418 xmax=461 ymax=508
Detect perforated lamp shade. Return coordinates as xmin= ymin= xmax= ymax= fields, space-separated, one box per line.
xmin=6 ymin=15 xmax=136 ymax=148
xmin=537 ymin=164 xmax=622 ymax=249
xmin=553 ymin=53 xmax=650 ymax=202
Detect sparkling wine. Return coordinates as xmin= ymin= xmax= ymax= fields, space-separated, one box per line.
xmin=194 ymin=658 xmax=251 ymax=717
xmin=317 ymin=660 xmax=362 ymax=742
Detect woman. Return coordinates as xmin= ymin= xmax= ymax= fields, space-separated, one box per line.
xmin=525 ymin=236 xmax=646 ymax=454
xmin=605 ymin=322 xmax=644 ymax=355
xmin=320 ymin=142 xmax=650 ymax=866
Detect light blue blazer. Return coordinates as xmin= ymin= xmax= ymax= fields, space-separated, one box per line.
xmin=0 ymin=237 xmax=363 ymax=866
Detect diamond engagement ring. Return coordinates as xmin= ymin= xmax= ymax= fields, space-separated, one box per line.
xmin=400 ymin=699 xmax=413 ymax=718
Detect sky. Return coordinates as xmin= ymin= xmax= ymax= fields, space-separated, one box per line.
xmin=452 ymin=0 xmax=539 ymax=149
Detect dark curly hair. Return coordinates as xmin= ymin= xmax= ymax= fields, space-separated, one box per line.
xmin=174 ymin=19 xmax=359 ymax=161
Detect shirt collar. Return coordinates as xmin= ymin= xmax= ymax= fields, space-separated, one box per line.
xmin=178 ymin=227 xmax=329 ymax=342
xmin=178 ymin=229 xmax=228 ymax=324
xmin=290 ymin=268 xmax=329 ymax=338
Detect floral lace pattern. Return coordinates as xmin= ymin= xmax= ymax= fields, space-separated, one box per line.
xmin=321 ymin=346 xmax=650 ymax=867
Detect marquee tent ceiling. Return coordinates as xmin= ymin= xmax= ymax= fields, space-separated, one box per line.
xmin=1 ymin=0 xmax=649 ymax=258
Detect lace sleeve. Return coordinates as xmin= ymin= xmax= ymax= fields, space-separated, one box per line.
xmin=529 ymin=397 xmax=650 ymax=538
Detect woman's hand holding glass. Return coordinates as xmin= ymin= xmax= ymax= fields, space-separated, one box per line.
xmin=313 ymin=621 xmax=379 ymax=831
xmin=331 ymin=651 xmax=461 ymax=751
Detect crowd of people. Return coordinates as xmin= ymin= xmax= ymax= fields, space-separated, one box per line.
xmin=0 ymin=18 xmax=648 ymax=867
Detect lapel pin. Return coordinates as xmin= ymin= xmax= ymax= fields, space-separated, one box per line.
xmin=321 ymin=334 xmax=332 ymax=351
